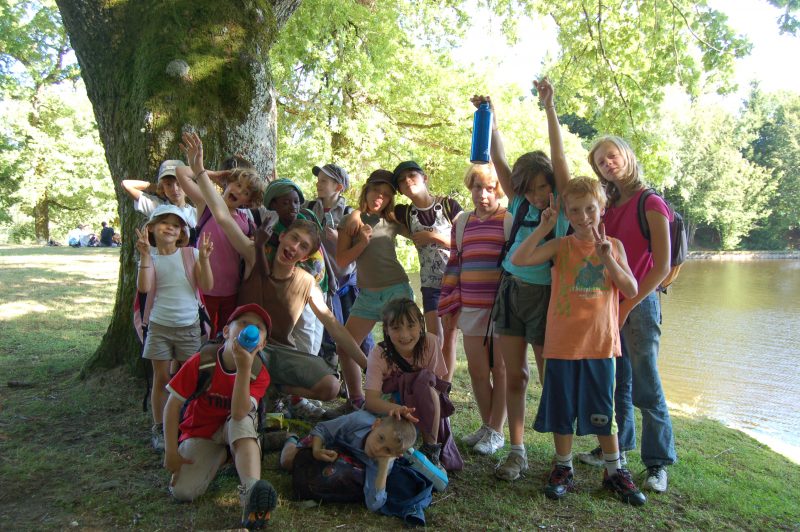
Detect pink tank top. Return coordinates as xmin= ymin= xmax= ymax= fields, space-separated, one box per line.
xmin=199 ymin=208 xmax=250 ymax=297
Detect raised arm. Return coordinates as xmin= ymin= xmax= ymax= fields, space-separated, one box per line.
xmin=471 ymin=95 xmax=513 ymax=200
xmin=534 ymin=78 xmax=570 ymax=194
xmin=336 ymin=213 xmax=370 ymax=269
xmin=174 ymin=166 xmax=208 ymax=216
xmin=510 ymin=194 xmax=559 ymax=266
xmin=194 ymin=232 xmax=214 ymax=293
xmin=121 ymin=179 xmax=152 ymax=201
xmin=180 ymin=132 xmax=255 ymax=268
xmin=135 ymin=227 xmax=154 ymax=293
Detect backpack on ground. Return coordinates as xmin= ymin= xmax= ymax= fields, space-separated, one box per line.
xmin=637 ymin=188 xmax=688 ymax=291
xmin=291 ymin=446 xmax=366 ymax=503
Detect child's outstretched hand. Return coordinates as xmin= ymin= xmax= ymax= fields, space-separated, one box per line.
xmin=198 ymin=232 xmax=214 ymax=260
xmin=534 ymin=77 xmax=554 ymax=109
xmin=387 ymin=405 xmax=420 ymax=424
xmin=135 ymin=226 xmax=150 ymax=255
xmin=593 ymin=222 xmax=612 ymax=259
xmin=313 ymin=447 xmax=339 ymax=463
xmin=179 ymin=132 xmax=205 ymax=177
xmin=254 ymin=210 xmax=279 ymax=247
xmin=540 ymin=193 xmax=559 ymax=232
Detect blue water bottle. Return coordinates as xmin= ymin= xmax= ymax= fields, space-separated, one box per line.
xmin=237 ymin=324 xmax=260 ymax=352
xmin=470 ymin=102 xmax=493 ymax=164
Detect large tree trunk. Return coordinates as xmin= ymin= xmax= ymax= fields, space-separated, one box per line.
xmin=33 ymin=191 xmax=50 ymax=244
xmin=55 ymin=0 xmax=301 ymax=374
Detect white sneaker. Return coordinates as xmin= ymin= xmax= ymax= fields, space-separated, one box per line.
xmin=151 ymin=424 xmax=165 ymax=452
xmin=287 ymin=397 xmax=326 ymax=420
xmin=643 ymin=465 xmax=668 ymax=493
xmin=462 ymin=424 xmax=489 ymax=447
xmin=577 ymin=446 xmax=627 ymax=467
xmin=473 ymin=428 xmax=504 ymax=455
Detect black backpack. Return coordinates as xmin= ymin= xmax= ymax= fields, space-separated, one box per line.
xmin=637 ymin=189 xmax=688 ymax=291
xmin=291 ymin=446 xmax=366 ymax=503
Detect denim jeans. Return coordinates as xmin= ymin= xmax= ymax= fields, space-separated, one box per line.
xmin=615 ymin=291 xmax=677 ymax=467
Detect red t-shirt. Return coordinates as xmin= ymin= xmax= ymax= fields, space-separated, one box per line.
xmin=602 ymin=189 xmax=672 ymax=287
xmin=166 ymin=348 xmax=270 ymax=442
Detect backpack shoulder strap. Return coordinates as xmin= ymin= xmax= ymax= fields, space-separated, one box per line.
xmin=637 ymin=188 xmax=657 ymax=241
xmin=454 ymin=210 xmax=471 ymax=253
xmin=194 ymin=207 xmax=213 ymax=243
xmin=440 ymin=196 xmax=454 ymax=223
xmin=503 ymin=210 xmax=513 ymax=241
xmin=190 ymin=342 xmax=221 ymax=400
xmin=497 ymin=199 xmax=530 ymax=266
xmin=380 ymin=341 xmax=414 ymax=373
xmin=343 ymin=204 xmax=353 ymax=216
xmin=180 ymin=247 xmax=198 ymax=291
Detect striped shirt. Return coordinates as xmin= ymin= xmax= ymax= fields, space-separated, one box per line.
xmin=438 ymin=208 xmax=507 ymax=315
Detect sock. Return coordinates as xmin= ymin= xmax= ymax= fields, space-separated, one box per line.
xmin=350 ymin=395 xmax=365 ymax=409
xmin=603 ymin=451 xmax=621 ymax=476
xmin=242 ymin=476 xmax=258 ymax=494
xmin=555 ymin=452 xmax=573 ymax=470
xmin=510 ymin=444 xmax=526 ymax=457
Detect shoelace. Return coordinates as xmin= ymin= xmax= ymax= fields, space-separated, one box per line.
xmin=614 ymin=468 xmax=637 ymax=489
xmin=640 ymin=465 xmax=663 ymax=479
xmin=550 ymin=465 xmax=572 ymax=483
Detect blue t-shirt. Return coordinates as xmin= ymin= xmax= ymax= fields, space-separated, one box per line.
xmin=501 ymin=194 xmax=569 ymax=285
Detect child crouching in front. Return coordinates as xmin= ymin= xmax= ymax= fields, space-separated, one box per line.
xmin=364 ymin=298 xmax=463 ymax=471
xmin=511 ymin=177 xmax=646 ymax=506
xmin=279 ymin=410 xmax=417 ymax=512
xmin=163 ymin=304 xmax=277 ymax=530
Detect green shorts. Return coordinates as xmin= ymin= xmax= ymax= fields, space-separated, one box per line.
xmin=491 ymin=273 xmax=550 ymax=346
xmin=349 ymin=282 xmax=415 ymax=321
xmin=263 ymin=344 xmax=335 ymax=390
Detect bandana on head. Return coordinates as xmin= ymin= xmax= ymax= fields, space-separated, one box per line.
xmin=263 ymin=178 xmax=305 ymax=208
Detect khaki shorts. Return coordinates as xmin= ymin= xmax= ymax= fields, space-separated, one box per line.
xmin=491 ymin=273 xmax=550 ymax=346
xmin=170 ymin=411 xmax=260 ymax=502
xmin=457 ymin=307 xmax=493 ymax=337
xmin=263 ymin=343 xmax=336 ymax=391
xmin=142 ymin=320 xmax=201 ymax=362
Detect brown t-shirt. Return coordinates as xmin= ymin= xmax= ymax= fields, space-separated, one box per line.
xmin=236 ymin=266 xmax=314 ymax=347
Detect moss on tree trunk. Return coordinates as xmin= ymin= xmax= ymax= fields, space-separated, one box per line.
xmin=55 ymin=0 xmax=300 ymax=374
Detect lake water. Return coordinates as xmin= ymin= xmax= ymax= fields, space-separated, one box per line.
xmin=659 ymin=260 xmax=800 ymax=462
xmin=411 ymin=259 xmax=800 ymax=462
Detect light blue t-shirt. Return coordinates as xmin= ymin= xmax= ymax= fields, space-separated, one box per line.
xmin=501 ymin=194 xmax=569 ymax=285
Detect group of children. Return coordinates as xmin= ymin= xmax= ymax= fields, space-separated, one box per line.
xmin=124 ymin=77 xmax=677 ymax=528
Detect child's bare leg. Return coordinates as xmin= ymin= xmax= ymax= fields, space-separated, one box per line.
xmin=151 ymin=360 xmax=171 ymax=424
xmin=488 ymin=347 xmax=507 ymax=432
xmin=421 ymin=385 xmax=441 ymax=444
xmin=499 ymin=335 xmax=529 ymax=446
xmin=336 ymin=316 xmax=374 ymax=402
xmin=425 ymin=310 xmax=456 ymax=382
xmin=533 ymin=344 xmax=544 ymax=386
xmin=232 ymin=437 xmax=262 ymax=481
xmin=554 ymin=433 xmax=574 ymax=457
xmin=464 ymin=336 xmax=496 ymax=429
xmin=597 ymin=434 xmax=619 ymax=455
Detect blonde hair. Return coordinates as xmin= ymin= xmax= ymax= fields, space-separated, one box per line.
xmin=358 ymin=182 xmax=397 ymax=221
xmin=561 ymin=176 xmax=607 ymax=209
xmin=222 ymin=168 xmax=266 ymax=208
xmin=463 ymin=163 xmax=505 ymax=199
xmin=588 ymin=135 xmax=642 ymax=206
xmin=379 ymin=415 xmax=418 ymax=452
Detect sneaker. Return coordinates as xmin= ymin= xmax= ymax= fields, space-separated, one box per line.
xmin=287 ymin=397 xmax=326 ymax=421
xmin=544 ymin=464 xmax=575 ymax=500
xmin=577 ymin=446 xmax=627 ymax=467
xmin=419 ymin=442 xmax=443 ymax=468
xmin=642 ymin=465 xmax=668 ymax=493
xmin=322 ymin=399 xmax=358 ymax=420
xmin=603 ymin=468 xmax=646 ymax=506
xmin=239 ymin=479 xmax=278 ymax=530
xmin=462 ymin=424 xmax=489 ymax=447
xmin=473 ymin=428 xmax=505 ymax=455
xmin=495 ymin=451 xmax=528 ymax=481
xmin=151 ymin=424 xmax=165 ymax=452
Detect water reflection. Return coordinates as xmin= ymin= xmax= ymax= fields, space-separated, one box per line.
xmin=660 ymin=260 xmax=800 ymax=458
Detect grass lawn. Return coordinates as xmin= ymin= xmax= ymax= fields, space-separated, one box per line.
xmin=1 ymin=246 xmax=798 ymax=530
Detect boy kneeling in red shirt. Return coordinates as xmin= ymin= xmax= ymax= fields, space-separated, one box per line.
xmin=163 ymin=303 xmax=275 ymax=529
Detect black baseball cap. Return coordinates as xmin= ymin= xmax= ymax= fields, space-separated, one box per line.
xmin=392 ymin=161 xmax=424 ymax=189
xmin=366 ymin=169 xmax=396 ymax=191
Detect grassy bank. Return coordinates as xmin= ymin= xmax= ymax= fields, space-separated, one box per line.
xmin=1 ymin=246 xmax=798 ymax=530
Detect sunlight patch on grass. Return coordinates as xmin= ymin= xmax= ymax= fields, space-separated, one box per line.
xmin=0 ymin=300 xmax=51 ymax=319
